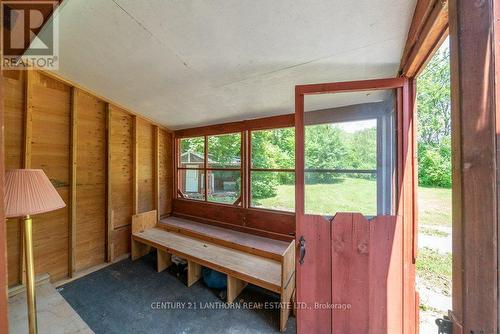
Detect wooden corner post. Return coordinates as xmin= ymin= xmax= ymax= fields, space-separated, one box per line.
xmin=449 ymin=0 xmax=499 ymax=332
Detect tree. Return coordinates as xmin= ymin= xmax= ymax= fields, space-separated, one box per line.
xmin=417 ymin=43 xmax=451 ymax=187
xmin=417 ymin=47 xmax=451 ymax=146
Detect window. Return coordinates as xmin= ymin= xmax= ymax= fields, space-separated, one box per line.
xmin=250 ymin=128 xmax=295 ymax=212
xmin=304 ymin=90 xmax=395 ymax=216
xmin=177 ymin=133 xmax=242 ymax=205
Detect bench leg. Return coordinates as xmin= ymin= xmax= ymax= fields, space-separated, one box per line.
xmin=131 ymin=239 xmax=150 ymax=261
xmin=227 ymin=276 xmax=247 ymax=303
xmin=280 ymin=272 xmax=295 ymax=332
xmin=187 ymin=261 xmax=201 ymax=287
xmin=157 ymin=250 xmax=172 ymax=272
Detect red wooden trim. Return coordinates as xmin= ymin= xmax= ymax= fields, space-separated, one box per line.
xmin=172 ymin=199 xmax=295 ymax=238
xmin=203 ymin=135 xmax=208 ymax=201
xmin=449 ymin=0 xmax=499 ymax=331
xmin=295 ymin=88 xmax=305 ymax=215
xmin=250 ymin=168 xmax=295 ymax=173
xmin=295 ymin=77 xmax=416 ymax=334
xmin=232 ymin=196 xmax=242 ymax=206
xmin=400 ymin=0 xmax=449 ymax=77
xmin=175 ymin=114 xmax=294 ymax=138
xmin=247 ymin=131 xmax=253 ymax=207
xmin=401 ymin=0 xmax=436 ymax=63
xmin=240 ymin=130 xmax=247 ymax=208
xmin=296 ymin=77 xmax=406 ymax=96
xmin=177 ymin=167 xmax=241 ymax=171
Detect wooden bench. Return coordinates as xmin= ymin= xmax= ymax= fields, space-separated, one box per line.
xmin=131 ymin=211 xmax=295 ymax=332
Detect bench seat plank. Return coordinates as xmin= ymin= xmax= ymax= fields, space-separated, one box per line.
xmin=133 ymin=227 xmax=282 ymax=292
xmin=159 ymin=217 xmax=291 ymax=261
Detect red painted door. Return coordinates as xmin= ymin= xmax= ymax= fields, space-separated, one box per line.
xmin=294 ymin=78 xmax=416 ymax=334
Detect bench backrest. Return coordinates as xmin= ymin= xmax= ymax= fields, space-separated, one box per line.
xmin=132 ymin=210 xmax=158 ymax=234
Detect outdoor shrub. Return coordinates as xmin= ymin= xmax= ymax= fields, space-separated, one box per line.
xmin=252 ymin=172 xmax=279 ymax=199
xmin=418 ymin=140 xmax=451 ymax=188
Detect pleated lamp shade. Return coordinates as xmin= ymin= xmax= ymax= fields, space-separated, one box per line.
xmin=5 ymin=169 xmax=66 ymax=218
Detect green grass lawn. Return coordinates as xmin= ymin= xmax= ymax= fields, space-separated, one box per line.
xmin=255 ymin=177 xmax=376 ymax=214
xmin=418 ymin=186 xmax=452 ymax=226
xmin=417 ymin=247 xmax=452 ymax=296
xmin=256 ymin=177 xmax=451 ymax=225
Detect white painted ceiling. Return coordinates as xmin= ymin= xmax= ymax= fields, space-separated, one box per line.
xmin=35 ymin=0 xmax=415 ymax=129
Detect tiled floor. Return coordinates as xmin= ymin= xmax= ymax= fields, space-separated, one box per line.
xmin=9 ymin=282 xmax=93 ymax=334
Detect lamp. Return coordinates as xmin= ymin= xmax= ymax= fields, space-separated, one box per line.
xmin=5 ymin=169 xmax=66 ymax=334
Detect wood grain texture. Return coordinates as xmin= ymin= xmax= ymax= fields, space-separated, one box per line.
xmin=175 ymin=114 xmax=294 ymax=138
xmin=160 ymin=216 xmax=291 ymax=260
xmin=3 ymin=69 xmax=170 ymax=283
xmin=173 ymin=199 xmax=295 ymax=238
xmin=295 ymin=215 xmax=331 ymax=334
xmin=0 ymin=67 xmax=10 ymax=332
xmin=3 ymin=70 xmax=24 ymax=286
xmin=131 ymin=210 xmax=157 ymax=234
xmin=30 ymin=71 xmax=70 ymax=282
xmin=109 ymin=106 xmax=133 ymax=230
xmin=187 ymin=260 xmax=202 ymax=287
xmin=75 ymin=90 xmax=106 ymax=272
xmin=134 ymin=228 xmax=282 ymax=292
xmin=137 ymin=118 xmax=154 ymax=213
xmin=330 ymin=214 xmax=402 ymax=334
xmin=400 ymin=0 xmax=448 ymax=77
xmin=159 ymin=129 xmax=173 ymax=217
xmin=449 ymin=0 xmax=499 ymax=331
xmin=227 ymin=275 xmax=247 ymax=303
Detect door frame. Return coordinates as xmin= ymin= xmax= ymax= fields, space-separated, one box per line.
xmin=294 ymin=77 xmax=417 ymax=333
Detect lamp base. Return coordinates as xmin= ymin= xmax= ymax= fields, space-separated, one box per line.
xmin=23 ymin=215 xmax=37 ymax=334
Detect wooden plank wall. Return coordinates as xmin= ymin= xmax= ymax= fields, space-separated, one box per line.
xmin=138 ymin=119 xmax=154 ymax=213
xmin=74 ymin=91 xmax=106 ymax=272
xmin=30 ymin=71 xmax=71 ymax=282
xmin=3 ymin=71 xmax=23 ymax=286
xmin=159 ymin=129 xmax=173 ymax=217
xmin=2 ymin=70 xmax=173 ymax=286
xmin=109 ymin=106 xmax=134 ymax=259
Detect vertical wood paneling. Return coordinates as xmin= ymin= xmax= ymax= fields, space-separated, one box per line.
xmin=3 ymin=70 xmax=24 ymax=286
xmin=110 ymin=106 xmax=133 ymax=257
xmin=30 ymin=71 xmax=71 ymax=282
xmin=159 ymin=129 xmax=173 ymax=217
xmin=331 ymin=213 xmax=369 ymax=333
xmin=330 ymin=214 xmax=402 ymax=333
xmin=69 ymin=88 xmax=77 ymax=275
xmin=2 ymin=69 xmax=172 ymax=282
xmin=0 ymin=67 xmax=8 ymax=334
xmin=75 ymin=91 xmax=106 ymax=271
xmin=137 ymin=118 xmax=154 ymax=213
xmin=154 ymin=126 xmax=160 ymax=220
xmin=106 ymin=104 xmax=113 ymax=262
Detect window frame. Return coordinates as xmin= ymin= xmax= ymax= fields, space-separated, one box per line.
xmin=248 ymin=127 xmax=296 ymax=212
xmin=303 ymin=96 xmax=396 ymax=216
xmin=177 ymin=133 xmax=244 ymax=206
xmin=174 ymin=115 xmax=296 ymax=213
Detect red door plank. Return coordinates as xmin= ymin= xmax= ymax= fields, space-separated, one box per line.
xmin=296 ymin=214 xmax=331 ymax=334
xmin=331 ymin=213 xmax=370 ymax=333
xmin=369 ymin=215 xmax=403 ymax=333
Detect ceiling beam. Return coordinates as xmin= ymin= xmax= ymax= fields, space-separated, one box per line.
xmin=399 ymin=0 xmax=449 ymax=78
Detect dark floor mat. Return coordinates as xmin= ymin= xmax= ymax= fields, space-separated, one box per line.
xmin=58 ymin=253 xmax=296 ymax=334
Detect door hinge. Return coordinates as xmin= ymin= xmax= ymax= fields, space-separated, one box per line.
xmin=436 ymin=316 xmax=453 ymax=334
